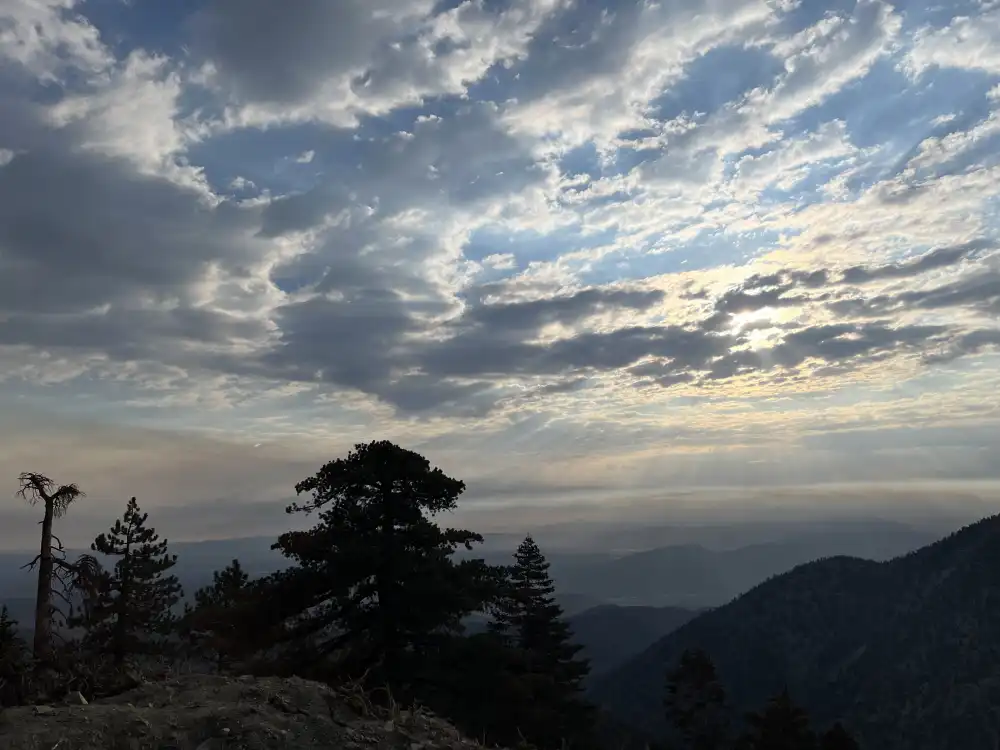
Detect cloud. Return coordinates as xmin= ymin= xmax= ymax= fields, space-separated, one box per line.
xmin=2 ymin=0 xmax=1000 ymax=527
xmin=0 ymin=0 xmax=110 ymax=81
xmin=191 ymin=0 xmax=569 ymax=127
xmin=905 ymin=11 xmax=1000 ymax=77
xmin=840 ymin=239 xmax=994 ymax=283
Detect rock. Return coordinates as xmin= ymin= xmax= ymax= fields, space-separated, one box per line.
xmin=3 ymin=674 xmax=501 ymax=750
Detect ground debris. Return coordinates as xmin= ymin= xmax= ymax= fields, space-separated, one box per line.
xmin=0 ymin=673 xmax=494 ymax=750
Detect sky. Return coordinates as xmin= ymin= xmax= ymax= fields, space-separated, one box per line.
xmin=2 ymin=0 xmax=1000 ymax=547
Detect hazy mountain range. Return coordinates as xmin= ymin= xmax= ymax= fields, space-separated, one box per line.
xmin=0 ymin=518 xmax=937 ymax=622
xmin=591 ymin=514 xmax=1000 ymax=750
xmin=457 ymin=519 xmax=939 ymax=608
xmin=5 ymin=513 xmax=993 ymax=748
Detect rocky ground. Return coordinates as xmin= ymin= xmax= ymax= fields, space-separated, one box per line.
xmin=0 ymin=673 xmax=492 ymax=750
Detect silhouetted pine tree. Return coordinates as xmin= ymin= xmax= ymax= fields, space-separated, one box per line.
xmin=267 ymin=441 xmax=499 ymax=698
xmin=818 ymin=722 xmax=860 ymax=750
xmin=182 ymin=558 xmax=252 ymax=672
xmin=76 ymin=497 xmax=183 ymax=666
xmin=487 ymin=534 xmax=597 ymax=750
xmin=740 ymin=688 xmax=816 ymax=750
xmin=664 ymin=648 xmax=731 ymax=750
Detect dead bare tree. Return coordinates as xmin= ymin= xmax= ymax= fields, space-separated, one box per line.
xmin=15 ymin=472 xmax=98 ymax=664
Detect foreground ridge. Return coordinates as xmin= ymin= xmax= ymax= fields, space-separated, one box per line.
xmin=1 ymin=673 xmax=495 ymax=750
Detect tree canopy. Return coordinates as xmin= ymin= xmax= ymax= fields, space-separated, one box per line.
xmin=266 ymin=440 xmax=500 ymax=696
xmin=77 ymin=497 xmax=183 ymax=666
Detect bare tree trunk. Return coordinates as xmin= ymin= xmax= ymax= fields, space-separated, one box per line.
xmin=32 ymin=500 xmax=55 ymax=663
xmin=16 ymin=473 xmax=85 ymax=668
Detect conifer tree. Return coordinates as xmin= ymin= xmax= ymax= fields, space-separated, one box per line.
xmin=182 ymin=559 xmax=251 ymax=672
xmin=268 ymin=441 xmax=498 ymax=697
xmin=740 ymin=688 xmax=816 ymax=750
xmin=487 ymin=534 xmax=597 ymax=749
xmin=664 ymin=648 xmax=731 ymax=750
xmin=77 ymin=497 xmax=183 ymax=666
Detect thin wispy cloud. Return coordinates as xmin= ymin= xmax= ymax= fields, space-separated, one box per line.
xmin=1 ymin=0 xmax=999 ymax=544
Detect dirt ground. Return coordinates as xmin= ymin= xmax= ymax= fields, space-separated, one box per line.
xmin=0 ymin=673 xmax=488 ymax=750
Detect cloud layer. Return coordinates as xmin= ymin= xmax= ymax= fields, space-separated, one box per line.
xmin=2 ymin=0 xmax=1000 ymax=532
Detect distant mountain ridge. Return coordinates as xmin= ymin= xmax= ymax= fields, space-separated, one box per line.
xmin=463 ymin=602 xmax=700 ymax=680
xmin=590 ymin=514 xmax=1000 ymax=750
xmin=460 ymin=522 xmax=937 ymax=608
xmin=0 ymin=523 xmax=937 ymax=624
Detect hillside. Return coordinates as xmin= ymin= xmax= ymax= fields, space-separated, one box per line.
xmin=590 ymin=514 xmax=1000 ymax=750
xmin=566 ymin=604 xmax=700 ymax=679
xmin=464 ymin=603 xmax=699 ymax=679
xmin=1 ymin=673 xmax=495 ymax=750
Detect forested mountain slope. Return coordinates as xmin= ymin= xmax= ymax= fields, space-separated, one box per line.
xmin=591 ymin=514 xmax=1000 ymax=750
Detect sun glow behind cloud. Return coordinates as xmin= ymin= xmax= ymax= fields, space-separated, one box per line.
xmin=0 ymin=0 xmax=999 ymax=543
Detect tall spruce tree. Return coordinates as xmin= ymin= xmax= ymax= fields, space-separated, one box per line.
xmin=79 ymin=497 xmax=183 ymax=666
xmin=487 ymin=534 xmax=596 ymax=750
xmin=182 ymin=559 xmax=251 ymax=672
xmin=268 ymin=441 xmax=498 ymax=697
xmin=664 ymin=648 xmax=731 ymax=750
xmin=740 ymin=688 xmax=817 ymax=750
